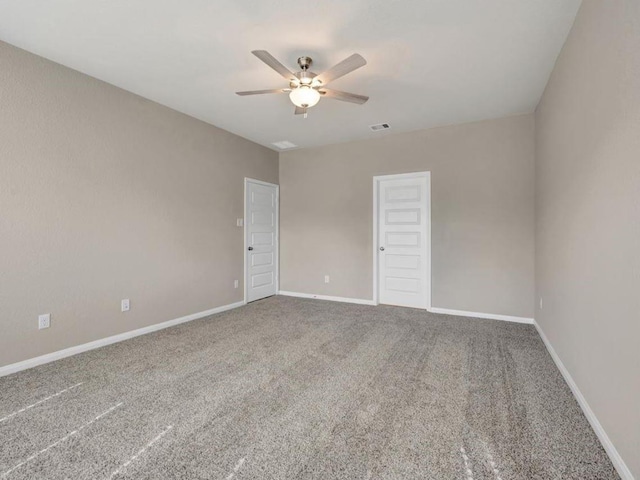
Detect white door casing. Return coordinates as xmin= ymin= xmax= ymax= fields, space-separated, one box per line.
xmin=245 ymin=179 xmax=279 ymax=303
xmin=374 ymin=172 xmax=431 ymax=309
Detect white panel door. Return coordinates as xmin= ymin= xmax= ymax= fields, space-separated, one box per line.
xmin=245 ymin=180 xmax=278 ymax=303
xmin=377 ymin=174 xmax=430 ymax=309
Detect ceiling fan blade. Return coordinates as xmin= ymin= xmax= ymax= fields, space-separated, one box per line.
xmin=314 ymin=54 xmax=367 ymax=85
xmin=236 ymin=88 xmax=288 ymax=96
xmin=319 ymin=89 xmax=369 ymax=104
xmin=294 ymin=106 xmax=306 ymax=115
xmin=252 ymin=50 xmax=297 ymax=82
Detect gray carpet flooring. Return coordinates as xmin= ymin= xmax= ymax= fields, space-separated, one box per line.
xmin=0 ymin=296 xmax=618 ymax=479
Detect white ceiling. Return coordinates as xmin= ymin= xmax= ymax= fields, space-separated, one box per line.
xmin=0 ymin=0 xmax=581 ymax=150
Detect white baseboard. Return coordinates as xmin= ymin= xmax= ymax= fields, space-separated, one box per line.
xmin=0 ymin=301 xmax=246 ymax=378
xmin=277 ymin=292 xmax=532 ymax=325
xmin=534 ymin=321 xmax=634 ymax=480
xmin=278 ymin=291 xmax=376 ymax=306
xmin=428 ymin=306 xmax=534 ymax=324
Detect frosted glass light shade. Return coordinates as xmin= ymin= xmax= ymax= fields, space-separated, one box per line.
xmin=289 ymin=86 xmax=320 ymax=108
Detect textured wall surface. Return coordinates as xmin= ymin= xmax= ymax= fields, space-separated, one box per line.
xmin=0 ymin=41 xmax=278 ymax=367
xmin=535 ymin=1 xmax=640 ymax=476
xmin=280 ymin=115 xmax=535 ymax=318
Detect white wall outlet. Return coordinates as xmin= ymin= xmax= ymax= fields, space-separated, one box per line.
xmin=38 ymin=313 xmax=51 ymax=330
xmin=234 ymin=280 xmax=239 ymax=289
xmin=236 ymin=218 xmax=244 ymax=227
xmin=539 ymin=297 xmax=543 ymax=310
xmin=121 ymin=299 xmax=130 ymax=312
xmin=324 ymin=275 xmax=330 ymax=284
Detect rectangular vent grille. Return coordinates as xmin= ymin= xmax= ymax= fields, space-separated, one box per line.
xmin=370 ymin=123 xmax=391 ymax=132
xmin=271 ymin=140 xmax=297 ymax=150
xmin=272 ymin=140 xmax=297 ymax=149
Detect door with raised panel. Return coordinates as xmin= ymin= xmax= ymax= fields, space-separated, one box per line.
xmin=377 ymin=173 xmax=430 ymax=309
xmin=245 ymin=179 xmax=278 ymax=303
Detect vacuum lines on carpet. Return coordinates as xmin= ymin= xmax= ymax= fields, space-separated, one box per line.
xmin=0 ymin=296 xmax=620 ymax=479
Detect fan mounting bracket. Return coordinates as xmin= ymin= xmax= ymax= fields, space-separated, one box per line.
xmin=297 ymin=56 xmax=313 ymax=70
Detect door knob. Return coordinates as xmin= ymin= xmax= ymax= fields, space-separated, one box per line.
xmin=248 ymin=246 xmax=254 ymax=251
xmin=379 ymin=246 xmax=385 ymax=251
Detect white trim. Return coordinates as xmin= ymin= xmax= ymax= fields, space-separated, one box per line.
xmin=373 ymin=171 xmax=432 ymax=309
xmin=373 ymin=172 xmax=431 ymax=181
xmin=277 ymin=293 xmax=532 ymax=324
xmin=428 ymin=306 xmax=534 ymax=324
xmin=278 ymin=291 xmax=375 ymax=306
xmin=0 ymin=301 xmax=245 ymax=378
xmin=372 ymin=176 xmax=378 ymax=305
xmin=534 ymin=321 xmax=634 ymax=480
xmin=244 ymin=178 xmax=279 ymax=304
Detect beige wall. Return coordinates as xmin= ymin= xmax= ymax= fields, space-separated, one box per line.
xmin=0 ymin=41 xmax=278 ymax=368
xmin=535 ymin=1 xmax=640 ymax=477
xmin=280 ymin=114 xmax=535 ymax=318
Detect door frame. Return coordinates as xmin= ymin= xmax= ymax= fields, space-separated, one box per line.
xmin=244 ymin=178 xmax=280 ymax=304
xmin=372 ymin=171 xmax=431 ymax=309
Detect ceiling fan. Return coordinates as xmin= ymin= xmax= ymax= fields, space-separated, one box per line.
xmin=236 ymin=50 xmax=369 ymax=118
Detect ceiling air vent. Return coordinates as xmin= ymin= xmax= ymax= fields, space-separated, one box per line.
xmin=369 ymin=123 xmax=391 ymax=132
xmin=271 ymin=140 xmax=297 ymax=150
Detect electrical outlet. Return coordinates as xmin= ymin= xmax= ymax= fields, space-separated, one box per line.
xmin=539 ymin=297 xmax=543 ymax=310
xmin=236 ymin=218 xmax=243 ymax=227
xmin=324 ymin=275 xmax=330 ymax=284
xmin=38 ymin=314 xmax=51 ymax=330
xmin=234 ymin=280 xmax=239 ymax=289
xmin=121 ymin=299 xmax=130 ymax=312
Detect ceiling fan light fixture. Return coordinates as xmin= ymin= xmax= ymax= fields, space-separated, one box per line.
xmin=289 ymin=86 xmax=320 ymax=108
xmin=237 ymin=51 xmax=368 ymax=115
